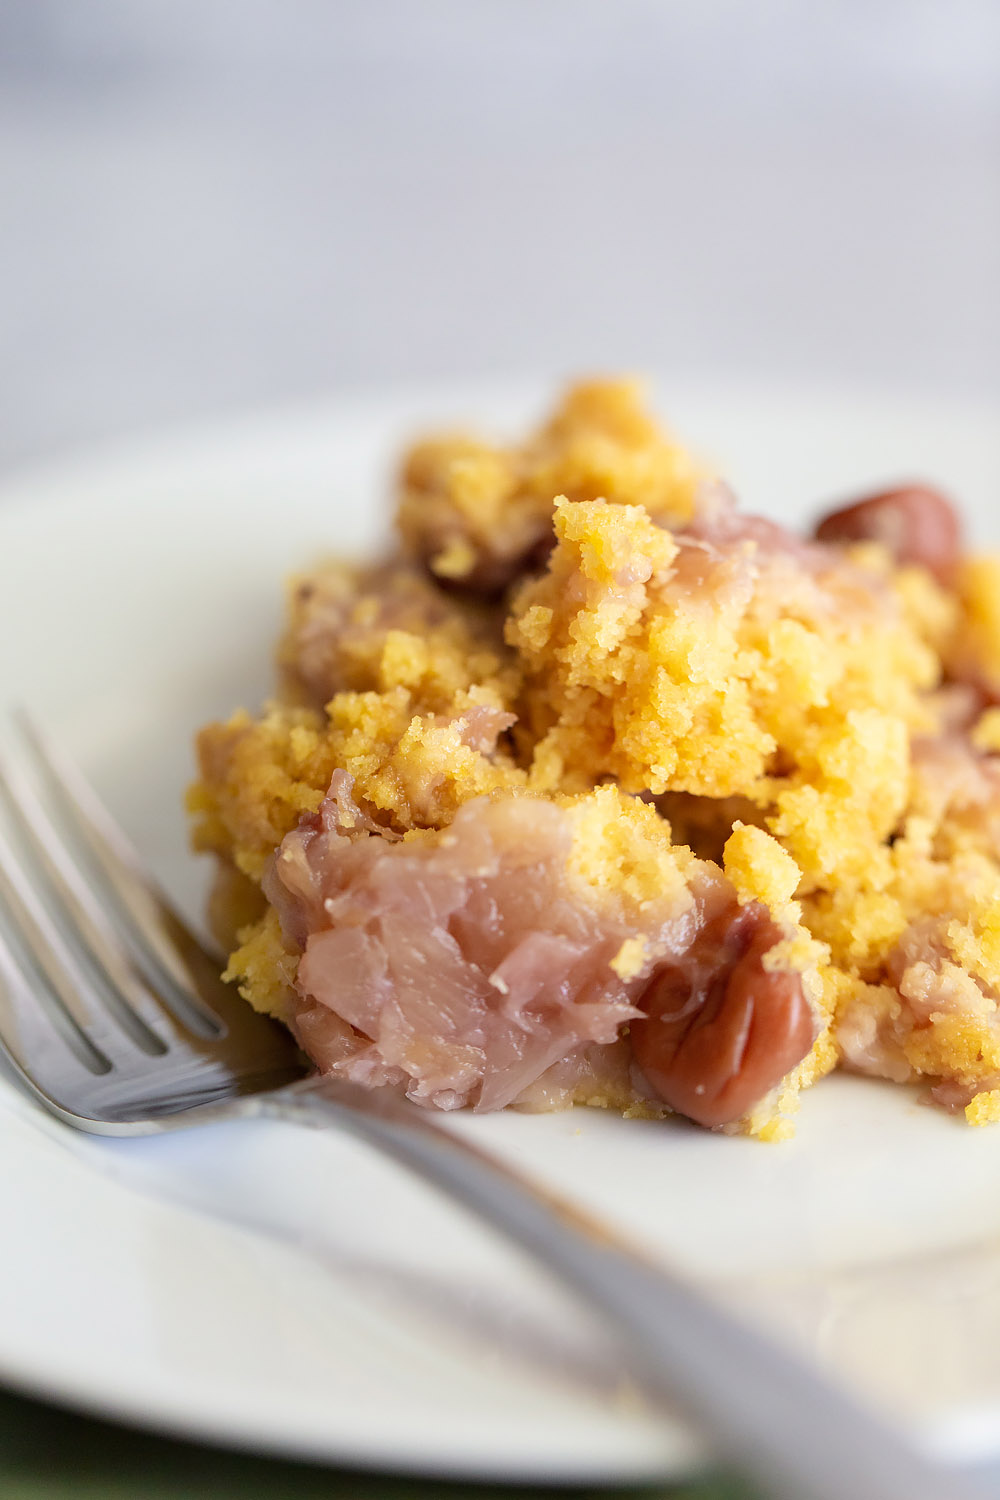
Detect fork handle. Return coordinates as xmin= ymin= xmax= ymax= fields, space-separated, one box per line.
xmin=272 ymin=1083 xmax=982 ymax=1500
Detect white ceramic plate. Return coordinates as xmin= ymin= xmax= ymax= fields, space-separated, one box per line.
xmin=2 ymin=379 xmax=1000 ymax=1485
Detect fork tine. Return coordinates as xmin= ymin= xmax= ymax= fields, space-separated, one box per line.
xmin=16 ymin=713 xmax=225 ymax=1039
xmin=0 ymin=715 xmax=309 ymax=1131
xmin=0 ymin=757 xmax=178 ymax=1055
xmin=0 ymin=932 xmax=112 ymax=1144
xmin=0 ymin=820 xmax=304 ymax=1131
xmin=0 ymin=857 xmax=111 ymax=1076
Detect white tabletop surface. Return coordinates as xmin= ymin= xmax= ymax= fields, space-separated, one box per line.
xmin=0 ymin=0 xmax=997 ymax=477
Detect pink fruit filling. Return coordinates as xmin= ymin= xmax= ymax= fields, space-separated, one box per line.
xmin=265 ymin=773 xmax=815 ymax=1120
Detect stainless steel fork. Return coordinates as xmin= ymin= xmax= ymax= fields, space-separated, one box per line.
xmin=0 ymin=716 xmax=985 ymax=1500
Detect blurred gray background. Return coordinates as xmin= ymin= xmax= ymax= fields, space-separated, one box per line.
xmin=0 ymin=0 xmax=997 ymax=474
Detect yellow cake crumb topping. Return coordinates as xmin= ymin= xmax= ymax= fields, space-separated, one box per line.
xmin=190 ymin=377 xmax=1000 ymax=1137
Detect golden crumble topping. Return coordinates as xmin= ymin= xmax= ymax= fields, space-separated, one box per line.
xmin=190 ymin=378 xmax=1000 ymax=1136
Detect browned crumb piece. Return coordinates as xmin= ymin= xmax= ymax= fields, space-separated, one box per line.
xmin=395 ymin=379 xmax=708 ymax=594
xmin=278 ymin=558 xmax=510 ymax=711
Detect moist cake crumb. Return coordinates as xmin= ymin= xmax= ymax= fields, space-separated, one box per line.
xmin=189 ymin=378 xmax=1000 ymax=1136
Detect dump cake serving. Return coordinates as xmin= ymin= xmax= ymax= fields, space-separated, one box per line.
xmin=189 ymin=380 xmax=1000 ymax=1138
